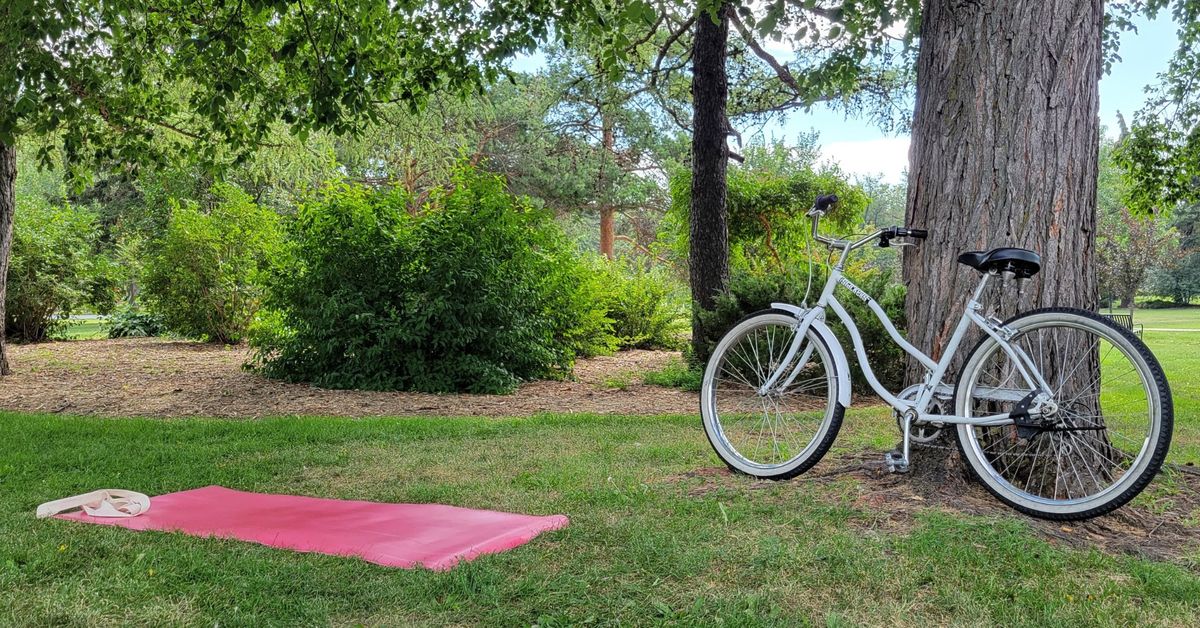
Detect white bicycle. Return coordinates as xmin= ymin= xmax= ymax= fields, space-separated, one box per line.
xmin=701 ymin=194 xmax=1173 ymax=520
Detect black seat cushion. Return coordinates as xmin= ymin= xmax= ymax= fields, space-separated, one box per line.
xmin=956 ymin=247 xmax=1041 ymax=278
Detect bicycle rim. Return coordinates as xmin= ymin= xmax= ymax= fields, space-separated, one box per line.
xmin=956 ymin=309 xmax=1169 ymax=518
xmin=701 ymin=312 xmax=841 ymax=478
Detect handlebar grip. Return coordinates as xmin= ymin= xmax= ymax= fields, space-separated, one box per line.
xmin=814 ymin=194 xmax=839 ymax=212
xmin=908 ymin=228 xmax=928 ymax=239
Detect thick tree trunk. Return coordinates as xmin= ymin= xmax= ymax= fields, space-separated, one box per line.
xmin=0 ymin=142 xmax=15 ymax=376
xmin=904 ymin=0 xmax=1101 ymax=378
xmin=688 ymin=2 xmax=731 ymax=362
xmin=903 ymin=0 xmax=1103 ymax=481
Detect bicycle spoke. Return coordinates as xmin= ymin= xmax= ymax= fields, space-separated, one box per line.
xmin=959 ymin=312 xmax=1165 ymax=515
xmin=707 ymin=316 xmax=837 ymax=471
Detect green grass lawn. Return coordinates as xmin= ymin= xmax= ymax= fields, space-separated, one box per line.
xmin=2 ymin=411 xmax=1198 ymax=626
xmin=56 ymin=318 xmax=107 ymax=340
xmin=1123 ymin=307 xmax=1200 ymax=330
xmin=1139 ymin=328 xmax=1200 ymax=466
xmin=1105 ymin=307 xmax=1200 ymax=465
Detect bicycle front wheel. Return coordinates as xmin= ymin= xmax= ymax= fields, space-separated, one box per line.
xmin=955 ymin=307 xmax=1172 ymax=520
xmin=701 ymin=310 xmax=844 ymax=480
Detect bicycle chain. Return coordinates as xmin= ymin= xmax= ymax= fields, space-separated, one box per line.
xmin=906 ymin=433 xmax=1073 ymax=459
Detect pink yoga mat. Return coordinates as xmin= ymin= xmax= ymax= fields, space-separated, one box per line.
xmin=55 ymin=485 xmax=568 ymax=570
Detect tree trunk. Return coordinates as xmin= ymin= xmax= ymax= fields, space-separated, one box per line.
xmin=904 ymin=0 xmax=1101 ymax=377
xmin=600 ymin=206 xmax=615 ymax=259
xmin=903 ymin=0 xmax=1103 ymax=479
xmin=0 ymin=142 xmax=15 ymax=376
xmin=688 ymin=2 xmax=731 ymax=363
xmin=1119 ymin=293 xmax=1133 ymax=313
xmin=599 ymin=115 xmax=616 ymax=259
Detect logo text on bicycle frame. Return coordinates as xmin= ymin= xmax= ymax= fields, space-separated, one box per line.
xmin=837 ymin=277 xmax=872 ymax=303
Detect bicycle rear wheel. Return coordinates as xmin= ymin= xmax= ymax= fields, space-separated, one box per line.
xmin=701 ymin=310 xmax=844 ymax=480
xmin=955 ymin=308 xmax=1172 ymax=520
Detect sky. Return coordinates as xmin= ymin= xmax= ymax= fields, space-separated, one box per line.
xmin=767 ymin=15 xmax=1180 ymax=183
xmin=511 ymin=14 xmax=1180 ymax=186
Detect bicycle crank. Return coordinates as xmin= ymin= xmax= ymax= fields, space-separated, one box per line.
xmin=894 ymin=384 xmax=951 ymax=444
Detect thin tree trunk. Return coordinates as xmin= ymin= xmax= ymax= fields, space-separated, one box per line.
xmin=1120 ymin=293 xmax=1133 ymax=314
xmin=600 ymin=206 xmax=615 ymax=259
xmin=903 ymin=0 xmax=1103 ymax=477
xmin=688 ymin=2 xmax=731 ymax=363
xmin=599 ymin=115 xmax=616 ymax=259
xmin=0 ymin=142 xmax=15 ymax=376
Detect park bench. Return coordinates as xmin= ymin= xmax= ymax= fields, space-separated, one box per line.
xmin=1102 ymin=313 xmax=1144 ymax=337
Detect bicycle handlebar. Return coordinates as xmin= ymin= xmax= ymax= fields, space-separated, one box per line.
xmin=879 ymin=227 xmax=928 ymax=247
xmin=808 ymin=195 xmax=928 ymax=252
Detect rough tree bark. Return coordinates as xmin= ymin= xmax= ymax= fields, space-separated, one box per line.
xmin=600 ymin=207 xmax=615 ymax=259
xmin=689 ymin=2 xmax=732 ymax=362
xmin=904 ymin=0 xmax=1101 ymax=376
xmin=0 ymin=142 xmax=15 ymax=376
xmin=599 ymin=114 xmax=616 ymax=259
xmin=902 ymin=0 xmax=1103 ymax=478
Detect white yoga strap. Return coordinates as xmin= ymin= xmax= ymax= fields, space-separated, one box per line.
xmin=36 ymin=489 xmax=151 ymax=519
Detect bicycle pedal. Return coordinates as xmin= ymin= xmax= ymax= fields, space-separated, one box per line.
xmin=883 ymin=451 xmax=910 ymax=474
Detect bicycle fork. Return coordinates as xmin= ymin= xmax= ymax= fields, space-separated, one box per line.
xmin=756 ymin=312 xmax=819 ymax=396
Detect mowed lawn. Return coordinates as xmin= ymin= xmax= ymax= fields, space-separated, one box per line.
xmin=1 ymin=410 xmax=1198 ymax=627
xmin=58 ymin=317 xmax=107 ymax=340
xmin=1128 ymin=306 xmax=1200 ymax=330
xmin=0 ymin=307 xmax=1197 ymax=626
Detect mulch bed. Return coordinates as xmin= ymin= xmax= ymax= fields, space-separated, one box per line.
xmin=0 ymin=338 xmax=698 ymax=418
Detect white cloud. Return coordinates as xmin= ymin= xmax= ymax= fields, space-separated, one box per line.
xmin=820 ymin=137 xmax=911 ymax=184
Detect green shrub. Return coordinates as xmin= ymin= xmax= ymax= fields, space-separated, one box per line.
xmin=591 ymin=260 xmax=688 ymax=350
xmin=143 ymin=184 xmax=281 ymax=343
xmin=642 ymin=357 xmax=702 ymax=392
xmin=663 ymin=144 xmax=869 ymax=273
xmin=106 ymin=305 xmax=166 ymax=338
xmin=252 ymin=166 xmax=614 ymax=394
xmin=5 ymin=200 xmax=100 ymax=341
xmin=691 ymin=263 xmax=907 ymax=393
xmin=1136 ymin=299 xmax=1192 ymax=310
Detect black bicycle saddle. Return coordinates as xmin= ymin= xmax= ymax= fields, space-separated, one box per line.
xmin=956 ymin=247 xmax=1041 ymax=278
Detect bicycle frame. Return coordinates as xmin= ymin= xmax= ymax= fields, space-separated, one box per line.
xmin=761 ymin=214 xmax=1056 ymax=434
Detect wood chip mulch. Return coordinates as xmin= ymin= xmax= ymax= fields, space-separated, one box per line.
xmin=0 ymin=338 xmax=698 ymax=419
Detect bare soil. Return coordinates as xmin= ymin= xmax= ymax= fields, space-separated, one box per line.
xmin=0 ymin=338 xmax=697 ymax=418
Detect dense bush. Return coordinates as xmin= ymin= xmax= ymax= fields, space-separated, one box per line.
xmin=142 ymin=185 xmax=282 ymax=344
xmin=5 ymin=200 xmax=101 ymax=341
xmin=252 ymin=167 xmax=614 ymax=394
xmin=691 ymin=262 xmax=908 ymax=393
xmin=663 ymin=143 xmax=869 ymax=273
xmin=591 ymin=260 xmax=688 ymax=350
xmin=106 ymin=305 xmax=167 ymax=338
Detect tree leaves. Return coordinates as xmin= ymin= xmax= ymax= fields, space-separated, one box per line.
xmin=0 ymin=0 xmax=598 ymax=180
xmin=1111 ymin=1 xmax=1200 ymax=213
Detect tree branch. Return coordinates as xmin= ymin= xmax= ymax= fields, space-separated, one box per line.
xmin=650 ymin=15 xmax=695 ymax=88
xmin=729 ymin=12 xmax=801 ymax=93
